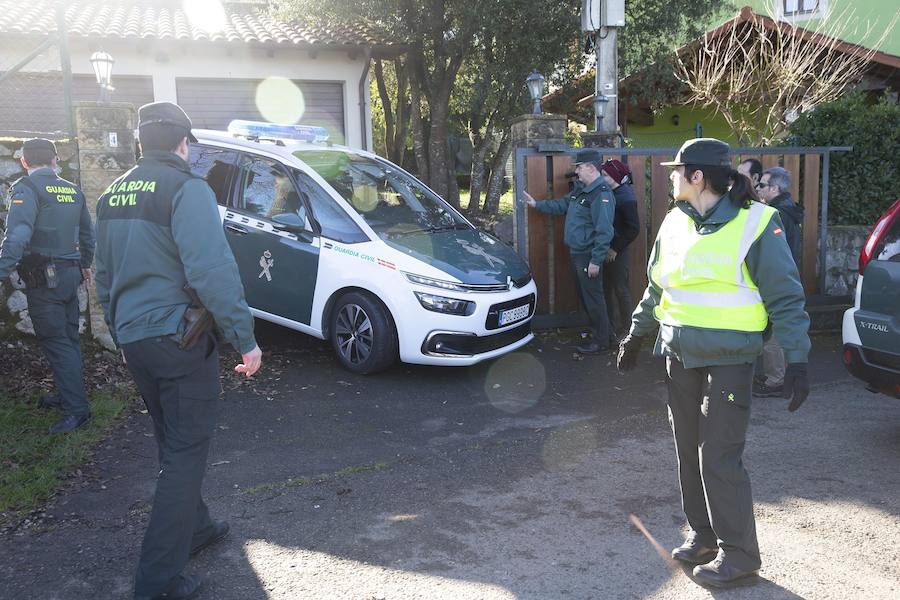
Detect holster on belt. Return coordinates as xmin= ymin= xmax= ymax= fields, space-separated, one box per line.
xmin=17 ymin=254 xmax=50 ymax=288
xmin=173 ymin=285 xmax=216 ymax=350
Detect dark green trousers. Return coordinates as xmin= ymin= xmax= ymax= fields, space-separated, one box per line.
xmin=123 ymin=332 xmax=220 ymax=598
xmin=665 ymin=357 xmax=762 ymax=572
xmin=25 ymin=264 xmax=89 ymax=417
xmin=570 ymin=252 xmax=612 ymax=346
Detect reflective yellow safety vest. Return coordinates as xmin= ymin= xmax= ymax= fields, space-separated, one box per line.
xmin=651 ymin=201 xmax=776 ymax=332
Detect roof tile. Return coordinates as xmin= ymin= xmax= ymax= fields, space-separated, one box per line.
xmin=0 ymin=0 xmax=400 ymax=51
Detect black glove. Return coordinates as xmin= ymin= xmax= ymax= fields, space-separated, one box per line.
xmin=617 ymin=334 xmax=645 ymax=373
xmin=782 ymin=362 xmax=810 ymax=412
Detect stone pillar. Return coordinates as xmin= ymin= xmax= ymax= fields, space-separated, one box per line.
xmin=510 ymin=114 xmax=568 ymax=152
xmin=580 ymin=131 xmax=620 ymax=149
xmin=510 ymin=113 xmax=568 ymax=257
xmin=75 ymin=101 xmax=137 ymax=350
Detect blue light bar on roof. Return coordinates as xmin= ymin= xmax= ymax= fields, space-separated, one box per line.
xmin=227 ymin=120 xmax=329 ymax=143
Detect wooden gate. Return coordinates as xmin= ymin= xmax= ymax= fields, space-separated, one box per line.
xmin=514 ymin=146 xmax=850 ymax=322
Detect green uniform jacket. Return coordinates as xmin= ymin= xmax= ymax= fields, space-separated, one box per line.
xmin=630 ymin=196 xmax=811 ymax=368
xmin=533 ymin=177 xmax=616 ymax=265
xmin=94 ymin=151 xmax=257 ymax=354
xmin=0 ymin=167 xmax=94 ymax=278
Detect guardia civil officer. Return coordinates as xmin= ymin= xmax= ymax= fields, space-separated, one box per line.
xmin=520 ymin=149 xmax=616 ymax=353
xmin=95 ymin=102 xmax=262 ymax=600
xmin=616 ymin=139 xmax=811 ymax=588
xmin=0 ymin=138 xmax=94 ymax=433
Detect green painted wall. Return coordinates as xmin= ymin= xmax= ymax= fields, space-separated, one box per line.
xmin=626 ymin=106 xmax=739 ymax=148
xmin=743 ymin=0 xmax=899 ymax=56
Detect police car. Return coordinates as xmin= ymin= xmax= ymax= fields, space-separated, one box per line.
xmin=189 ymin=121 xmax=537 ymax=374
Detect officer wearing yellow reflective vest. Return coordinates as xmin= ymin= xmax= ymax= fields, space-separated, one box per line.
xmin=617 ymin=138 xmax=811 ymax=589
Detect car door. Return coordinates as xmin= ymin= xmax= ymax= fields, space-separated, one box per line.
xmin=224 ymin=154 xmax=320 ymax=325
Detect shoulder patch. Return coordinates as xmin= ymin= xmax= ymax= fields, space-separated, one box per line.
xmin=11 ymin=198 xmax=25 ymax=205
xmin=773 ymin=227 xmax=783 ymax=235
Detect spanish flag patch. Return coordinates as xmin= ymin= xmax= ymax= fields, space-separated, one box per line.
xmin=773 ymin=227 xmax=783 ymax=235
xmin=11 ymin=199 xmax=24 ymax=205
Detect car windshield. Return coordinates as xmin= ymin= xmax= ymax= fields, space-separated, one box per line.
xmin=293 ymin=150 xmax=470 ymax=239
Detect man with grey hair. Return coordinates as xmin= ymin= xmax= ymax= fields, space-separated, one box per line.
xmin=754 ymin=166 xmax=804 ymax=396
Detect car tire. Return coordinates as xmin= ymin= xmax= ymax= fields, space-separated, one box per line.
xmin=330 ymin=292 xmax=398 ymax=374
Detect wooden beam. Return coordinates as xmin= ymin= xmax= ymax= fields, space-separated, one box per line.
xmin=802 ymin=154 xmax=821 ymax=294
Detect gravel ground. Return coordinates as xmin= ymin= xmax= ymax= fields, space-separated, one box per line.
xmin=0 ymin=330 xmax=897 ymax=599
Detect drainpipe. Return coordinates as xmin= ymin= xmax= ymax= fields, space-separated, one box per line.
xmin=358 ymin=47 xmax=372 ymax=151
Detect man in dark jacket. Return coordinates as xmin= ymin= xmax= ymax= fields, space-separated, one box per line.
xmin=520 ymin=149 xmax=616 ymax=353
xmin=96 ymin=102 xmax=262 ymax=600
xmin=754 ymin=166 xmax=804 ymax=396
xmin=758 ymin=167 xmax=803 ymax=265
xmin=0 ymin=138 xmax=95 ymax=433
xmin=600 ymin=159 xmax=640 ymax=341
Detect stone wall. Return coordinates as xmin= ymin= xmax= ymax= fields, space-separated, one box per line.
xmin=823 ymin=225 xmax=870 ymax=297
xmin=1 ymin=102 xmax=136 ymax=347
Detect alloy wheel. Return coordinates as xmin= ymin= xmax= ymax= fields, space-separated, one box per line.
xmin=335 ymin=303 xmax=374 ymax=365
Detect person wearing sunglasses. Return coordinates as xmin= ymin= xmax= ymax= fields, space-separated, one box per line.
xmin=753 ymin=167 xmax=804 ymax=398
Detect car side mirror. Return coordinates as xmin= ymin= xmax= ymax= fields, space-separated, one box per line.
xmin=271 ymin=213 xmax=315 ymax=242
xmin=272 ymin=212 xmax=306 ymax=231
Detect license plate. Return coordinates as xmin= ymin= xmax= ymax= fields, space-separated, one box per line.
xmin=499 ymin=303 xmax=529 ymax=326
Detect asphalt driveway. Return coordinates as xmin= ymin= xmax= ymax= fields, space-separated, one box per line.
xmin=1 ymin=325 xmax=897 ymax=599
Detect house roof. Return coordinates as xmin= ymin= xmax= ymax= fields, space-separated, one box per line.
xmin=0 ymin=0 xmax=405 ymax=56
xmin=544 ymin=6 xmax=900 ymax=121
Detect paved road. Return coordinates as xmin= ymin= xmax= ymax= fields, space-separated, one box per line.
xmin=1 ymin=327 xmax=898 ymax=599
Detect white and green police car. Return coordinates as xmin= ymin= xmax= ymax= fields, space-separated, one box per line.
xmin=189 ymin=121 xmax=536 ymax=374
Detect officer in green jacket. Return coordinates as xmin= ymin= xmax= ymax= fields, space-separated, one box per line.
xmin=0 ymin=138 xmax=95 ymax=433
xmin=521 ymin=149 xmax=617 ymax=353
xmin=617 ymin=139 xmax=811 ymax=588
xmin=95 ymin=102 xmax=262 ymax=600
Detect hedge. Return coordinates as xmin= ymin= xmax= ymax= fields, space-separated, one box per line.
xmin=788 ymin=91 xmax=900 ymax=225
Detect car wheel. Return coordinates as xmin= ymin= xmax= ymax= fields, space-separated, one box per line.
xmin=330 ymin=292 xmax=398 ymax=374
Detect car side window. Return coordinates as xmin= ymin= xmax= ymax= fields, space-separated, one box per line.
xmin=239 ymin=156 xmax=309 ymax=226
xmin=188 ymin=145 xmax=239 ymax=207
xmin=292 ymin=169 xmax=368 ymax=243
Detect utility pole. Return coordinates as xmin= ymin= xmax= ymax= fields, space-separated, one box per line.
xmin=581 ymin=0 xmax=624 ymax=148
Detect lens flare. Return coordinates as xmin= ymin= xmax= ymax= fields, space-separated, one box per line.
xmin=541 ymin=422 xmax=599 ymax=471
xmin=484 ymin=352 xmax=546 ymax=413
xmin=182 ymin=0 xmax=227 ymax=34
xmin=256 ymin=77 xmax=306 ymax=124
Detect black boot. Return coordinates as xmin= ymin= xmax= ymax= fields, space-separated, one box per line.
xmin=671 ymin=532 xmax=718 ymax=565
xmin=692 ymin=553 xmax=760 ymax=588
xmin=49 ymin=413 xmax=90 ymax=434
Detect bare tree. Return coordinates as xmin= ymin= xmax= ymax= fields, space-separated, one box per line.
xmin=676 ymin=5 xmax=897 ymax=145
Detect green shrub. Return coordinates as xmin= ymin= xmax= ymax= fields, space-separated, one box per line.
xmin=788 ymin=91 xmax=900 ymax=225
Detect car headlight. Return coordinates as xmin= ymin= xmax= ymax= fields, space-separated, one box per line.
xmin=414 ymin=291 xmax=475 ymax=316
xmin=404 ymin=272 xmax=468 ymax=293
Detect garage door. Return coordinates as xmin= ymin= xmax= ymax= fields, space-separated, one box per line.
xmin=176 ymin=78 xmax=345 ymax=144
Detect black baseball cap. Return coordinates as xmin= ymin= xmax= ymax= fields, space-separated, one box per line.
xmin=660 ymin=138 xmax=731 ymax=167
xmin=21 ymin=138 xmax=58 ymax=166
xmin=574 ymin=149 xmax=602 ymax=165
xmin=22 ymin=138 xmax=58 ymax=154
xmin=138 ymin=101 xmax=197 ymax=142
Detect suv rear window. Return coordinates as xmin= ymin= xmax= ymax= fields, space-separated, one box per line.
xmin=875 ymin=215 xmax=900 ymax=262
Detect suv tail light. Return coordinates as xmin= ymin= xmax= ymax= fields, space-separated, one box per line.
xmin=859 ymin=198 xmax=900 ymax=275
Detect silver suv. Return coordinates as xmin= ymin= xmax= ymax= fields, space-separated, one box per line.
xmin=842 ymin=198 xmax=900 ymax=398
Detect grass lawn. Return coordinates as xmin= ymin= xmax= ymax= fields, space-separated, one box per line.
xmin=0 ymin=390 xmax=129 ymax=521
xmin=458 ymin=189 xmax=515 ymax=216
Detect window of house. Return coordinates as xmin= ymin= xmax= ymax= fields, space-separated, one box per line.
xmin=783 ymin=0 xmax=821 ymax=17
